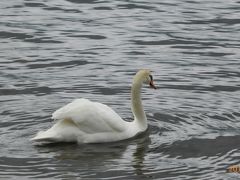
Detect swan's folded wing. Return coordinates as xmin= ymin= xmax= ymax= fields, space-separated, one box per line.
xmin=52 ymin=98 xmax=90 ymax=121
xmin=52 ymin=98 xmax=127 ymax=133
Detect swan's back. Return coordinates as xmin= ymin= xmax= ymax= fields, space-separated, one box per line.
xmin=32 ymin=98 xmax=130 ymax=143
xmin=52 ymin=98 xmax=126 ymax=133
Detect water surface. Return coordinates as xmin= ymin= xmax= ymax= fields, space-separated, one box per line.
xmin=0 ymin=0 xmax=240 ymax=179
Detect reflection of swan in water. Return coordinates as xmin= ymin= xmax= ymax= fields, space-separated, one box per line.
xmin=132 ymin=132 xmax=151 ymax=176
xmin=32 ymin=69 xmax=156 ymax=144
xmin=34 ymin=132 xmax=151 ymax=178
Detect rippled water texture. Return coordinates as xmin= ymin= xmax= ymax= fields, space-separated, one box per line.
xmin=1 ymin=0 xmax=240 ymax=179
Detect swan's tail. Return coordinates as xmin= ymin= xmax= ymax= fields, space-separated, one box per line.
xmin=31 ymin=119 xmax=80 ymax=143
xmin=31 ymin=129 xmax=60 ymax=143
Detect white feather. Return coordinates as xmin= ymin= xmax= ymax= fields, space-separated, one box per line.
xmin=31 ymin=69 xmax=154 ymax=144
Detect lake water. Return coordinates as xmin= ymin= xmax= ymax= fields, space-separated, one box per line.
xmin=0 ymin=0 xmax=240 ymax=179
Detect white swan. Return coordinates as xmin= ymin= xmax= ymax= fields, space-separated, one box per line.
xmin=31 ymin=69 xmax=156 ymax=144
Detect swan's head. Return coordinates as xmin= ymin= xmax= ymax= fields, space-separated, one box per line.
xmin=134 ymin=69 xmax=156 ymax=89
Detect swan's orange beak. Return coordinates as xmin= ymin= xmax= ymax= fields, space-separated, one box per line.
xmin=150 ymin=80 xmax=157 ymax=89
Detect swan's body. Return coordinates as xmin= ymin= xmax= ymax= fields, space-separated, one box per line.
xmin=31 ymin=69 xmax=156 ymax=144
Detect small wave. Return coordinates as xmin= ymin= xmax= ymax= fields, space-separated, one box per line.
xmin=0 ymin=86 xmax=52 ymax=96
xmin=0 ymin=31 xmax=33 ymax=40
xmin=67 ymin=34 xmax=107 ymax=40
xmin=27 ymin=60 xmax=89 ymax=69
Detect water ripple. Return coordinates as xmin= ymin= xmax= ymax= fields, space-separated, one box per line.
xmin=0 ymin=0 xmax=240 ymax=179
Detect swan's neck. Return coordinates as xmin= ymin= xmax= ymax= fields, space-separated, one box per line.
xmin=131 ymin=80 xmax=147 ymax=131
